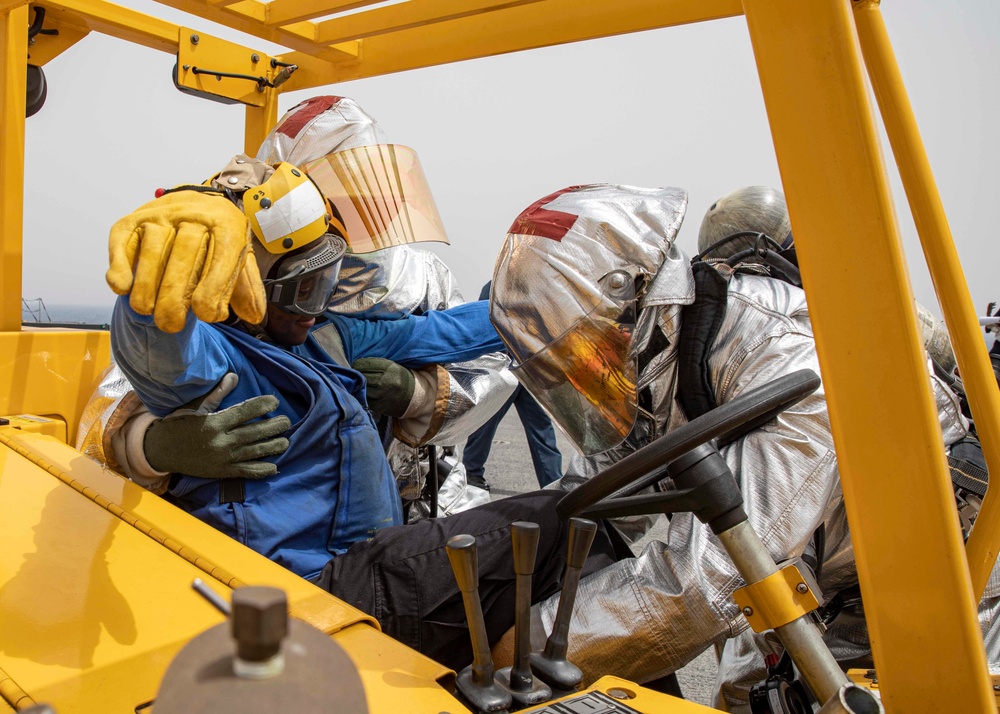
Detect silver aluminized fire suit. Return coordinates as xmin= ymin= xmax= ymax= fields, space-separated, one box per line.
xmin=489 ymin=183 xmax=1000 ymax=710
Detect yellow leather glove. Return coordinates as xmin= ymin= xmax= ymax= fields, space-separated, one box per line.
xmin=106 ymin=190 xmax=266 ymax=333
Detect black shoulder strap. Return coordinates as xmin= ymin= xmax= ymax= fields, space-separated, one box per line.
xmin=676 ymin=261 xmax=731 ymax=420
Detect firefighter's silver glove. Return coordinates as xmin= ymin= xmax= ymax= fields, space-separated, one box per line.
xmin=143 ymin=373 xmax=291 ymax=479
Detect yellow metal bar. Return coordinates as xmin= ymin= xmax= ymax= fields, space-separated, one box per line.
xmin=43 ymin=0 xmax=179 ymax=53
xmin=0 ymin=665 xmax=34 ymax=710
xmin=315 ymin=0 xmax=547 ymax=46
xmin=21 ymin=3 xmax=90 ymax=67
xmin=741 ymin=1 xmax=993 ymax=711
xmin=208 ymin=0 xmax=256 ymax=9
xmin=176 ymin=28 xmax=271 ymax=106
xmin=0 ymin=4 xmax=27 ymax=332
xmin=266 ymin=0 xmax=382 ymax=27
xmin=204 ymin=0 xmax=266 ymax=21
xmin=853 ymin=0 xmax=1000 ymax=601
xmin=244 ymin=88 xmax=278 ymax=156
xmin=731 ymin=564 xmax=819 ymax=633
xmin=154 ymin=0 xmax=360 ymax=63
xmin=279 ymin=0 xmax=744 ymax=90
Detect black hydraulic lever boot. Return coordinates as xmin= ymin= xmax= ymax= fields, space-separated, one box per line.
xmin=529 ymin=517 xmax=597 ymax=692
xmin=446 ymin=534 xmax=513 ymax=714
xmin=494 ymin=522 xmax=553 ymax=707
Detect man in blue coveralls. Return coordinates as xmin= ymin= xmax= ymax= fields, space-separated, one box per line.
xmin=106 ymin=153 xmax=615 ymax=670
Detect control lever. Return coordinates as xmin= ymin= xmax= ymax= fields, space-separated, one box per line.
xmin=446 ymin=534 xmax=513 ymax=713
xmin=529 ymin=517 xmax=597 ymax=692
xmin=494 ymin=522 xmax=552 ymax=707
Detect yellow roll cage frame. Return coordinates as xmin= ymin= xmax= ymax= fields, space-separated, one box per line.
xmin=1 ymin=0 xmax=998 ymax=711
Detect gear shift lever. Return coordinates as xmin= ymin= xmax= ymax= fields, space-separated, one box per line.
xmin=446 ymin=534 xmax=513 ymax=713
xmin=529 ymin=517 xmax=596 ymax=692
xmin=494 ymin=522 xmax=552 ymax=707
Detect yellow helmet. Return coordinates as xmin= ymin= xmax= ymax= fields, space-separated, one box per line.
xmin=243 ymin=161 xmax=345 ymax=254
xmin=209 ymin=155 xmax=350 ymax=317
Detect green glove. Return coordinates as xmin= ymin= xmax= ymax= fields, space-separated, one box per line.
xmin=352 ymin=357 xmax=416 ymax=418
xmin=143 ymin=374 xmax=291 ymax=479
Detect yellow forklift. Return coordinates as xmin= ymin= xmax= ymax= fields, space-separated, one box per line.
xmin=1 ymin=1 xmax=998 ymax=712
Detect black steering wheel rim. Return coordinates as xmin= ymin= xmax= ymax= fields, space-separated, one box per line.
xmin=556 ymin=369 xmax=821 ymax=519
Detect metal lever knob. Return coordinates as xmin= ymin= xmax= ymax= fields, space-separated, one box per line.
xmin=494 ymin=522 xmax=551 ymax=707
xmin=446 ymin=534 xmax=512 ymax=713
xmin=530 ymin=517 xmax=597 ymax=692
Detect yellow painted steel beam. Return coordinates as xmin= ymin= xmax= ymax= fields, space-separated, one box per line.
xmin=175 ymin=28 xmax=273 ymax=106
xmin=0 ymin=663 xmax=33 ymax=711
xmin=244 ymin=88 xmax=278 ymax=156
xmin=42 ymin=0 xmax=178 ymax=53
xmin=315 ymin=0 xmax=548 ymax=46
xmin=210 ymin=0 xmax=264 ymax=21
xmin=731 ymin=565 xmax=820 ymax=633
xmin=853 ymin=0 xmax=1000 ymax=601
xmin=0 ymin=4 xmax=27 ymax=333
xmin=742 ymin=0 xmax=993 ymax=711
xmin=278 ymin=0 xmax=744 ymax=90
xmin=153 ymin=0 xmax=360 ymax=63
xmin=22 ymin=4 xmax=91 ymax=67
xmin=266 ymin=0 xmax=384 ymax=28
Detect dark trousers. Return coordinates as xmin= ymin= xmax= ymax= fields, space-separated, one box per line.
xmin=464 ymin=385 xmax=563 ymax=488
xmin=314 ymin=490 xmax=615 ymax=671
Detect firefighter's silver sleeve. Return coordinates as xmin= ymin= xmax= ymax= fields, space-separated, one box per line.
xmin=75 ymin=363 xmax=140 ymax=471
xmin=75 ymin=363 xmax=171 ymax=492
xmin=394 ymin=352 xmax=517 ymax=447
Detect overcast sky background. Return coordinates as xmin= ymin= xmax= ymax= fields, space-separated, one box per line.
xmin=21 ymin=1 xmax=1000 ymax=323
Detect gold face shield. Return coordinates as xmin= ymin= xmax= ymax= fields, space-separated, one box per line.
xmin=302 ymin=145 xmax=449 ymax=253
xmin=511 ymin=272 xmax=640 ymax=456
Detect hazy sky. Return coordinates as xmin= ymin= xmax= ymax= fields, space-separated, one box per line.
xmin=21 ymin=1 xmax=1000 ymax=323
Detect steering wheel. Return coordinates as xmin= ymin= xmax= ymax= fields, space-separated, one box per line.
xmin=556 ymin=369 xmax=821 ymax=520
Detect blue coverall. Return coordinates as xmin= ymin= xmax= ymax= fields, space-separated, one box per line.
xmin=111 ymin=298 xmax=504 ymax=578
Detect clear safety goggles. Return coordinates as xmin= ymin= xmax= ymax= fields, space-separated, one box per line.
xmin=511 ymin=273 xmax=640 ymax=456
xmin=301 ymin=144 xmax=449 ymax=253
xmin=265 ymin=234 xmax=347 ymax=317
